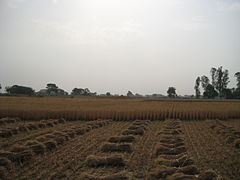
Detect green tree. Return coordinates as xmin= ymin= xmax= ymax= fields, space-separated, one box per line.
xmin=203 ymin=84 xmax=218 ymax=98
xmin=167 ymin=87 xmax=177 ymax=98
xmin=215 ymin=66 xmax=230 ymax=98
xmin=194 ymin=76 xmax=201 ymax=98
xmin=127 ymin=91 xmax=134 ymax=97
xmin=5 ymin=86 xmax=11 ymax=94
xmin=46 ymin=83 xmax=58 ymax=95
xmin=106 ymin=92 xmax=111 ymax=96
xmin=235 ymin=72 xmax=240 ymax=89
xmin=201 ymin=75 xmax=210 ymax=91
xmin=7 ymin=85 xmax=34 ymax=95
xmin=210 ymin=67 xmax=217 ymax=88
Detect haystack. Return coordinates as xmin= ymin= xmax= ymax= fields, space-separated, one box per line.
xmin=0 ymin=167 xmax=7 ymax=179
xmin=235 ymin=139 xmax=240 ymax=148
xmin=0 ymin=150 xmax=16 ymax=162
xmin=74 ymin=128 xmax=86 ymax=135
xmin=54 ymin=136 xmax=65 ymax=145
xmin=15 ymin=150 xmax=33 ymax=163
xmin=27 ymin=124 xmax=38 ymax=130
xmin=101 ymin=143 xmax=133 ymax=153
xmin=157 ymin=156 xmax=194 ymax=167
xmin=160 ymin=142 xmax=185 ymax=149
xmin=108 ymin=136 xmax=136 ymax=143
xmin=147 ymin=165 xmax=176 ymax=179
xmin=46 ymin=122 xmax=54 ymax=127
xmin=168 ymin=172 xmax=197 ymax=180
xmin=25 ymin=140 xmax=39 ymax=146
xmin=58 ymin=118 xmax=66 ymax=124
xmin=122 ymin=129 xmax=144 ymax=136
xmin=128 ymin=125 xmax=147 ymax=131
xmin=29 ymin=143 xmax=46 ymax=155
xmin=177 ymin=165 xmax=199 ymax=175
xmin=11 ymin=145 xmax=29 ymax=153
xmin=43 ymin=140 xmax=57 ymax=151
xmin=11 ymin=128 xmax=19 ymax=135
xmin=19 ymin=126 xmax=29 ymax=132
xmin=198 ymin=170 xmax=217 ymax=180
xmin=85 ymin=155 xmax=125 ymax=167
xmin=0 ymin=131 xmax=12 ymax=138
xmin=155 ymin=144 xmax=186 ymax=156
xmin=0 ymin=157 xmax=11 ymax=168
xmin=38 ymin=123 xmax=47 ymax=128
xmin=36 ymin=136 xmax=47 ymax=142
xmin=79 ymin=172 xmax=129 ymax=180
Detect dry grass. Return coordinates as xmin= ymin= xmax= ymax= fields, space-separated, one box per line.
xmin=79 ymin=172 xmax=130 ymax=180
xmin=1 ymin=96 xmax=240 ymax=120
xmin=85 ymin=155 xmax=126 ymax=167
xmin=108 ymin=136 xmax=136 ymax=143
xmin=101 ymin=143 xmax=133 ymax=153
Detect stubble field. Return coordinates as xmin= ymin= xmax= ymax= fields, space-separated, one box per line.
xmin=0 ymin=97 xmax=240 ymax=180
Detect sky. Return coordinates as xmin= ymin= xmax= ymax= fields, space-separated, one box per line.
xmin=0 ymin=0 xmax=240 ymax=95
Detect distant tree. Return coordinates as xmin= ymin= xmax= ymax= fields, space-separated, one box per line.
xmin=233 ymin=72 xmax=240 ymax=99
xmin=235 ymin=72 xmax=240 ymax=89
xmin=203 ymin=84 xmax=218 ymax=98
xmin=71 ymin=88 xmax=93 ymax=96
xmin=215 ymin=66 xmax=230 ymax=98
xmin=46 ymin=83 xmax=58 ymax=95
xmin=127 ymin=91 xmax=134 ymax=97
xmin=210 ymin=67 xmax=217 ymax=88
xmin=7 ymin=85 xmax=34 ymax=95
xmin=71 ymin=88 xmax=85 ymax=95
xmin=201 ymin=75 xmax=210 ymax=91
xmin=0 ymin=84 xmax=2 ymax=93
xmin=5 ymin=86 xmax=11 ymax=94
xmin=167 ymin=87 xmax=177 ymax=98
xmin=83 ymin=88 xmax=91 ymax=95
xmin=106 ymin=92 xmax=111 ymax=96
xmin=194 ymin=77 xmax=201 ymax=98
xmin=222 ymin=88 xmax=234 ymax=99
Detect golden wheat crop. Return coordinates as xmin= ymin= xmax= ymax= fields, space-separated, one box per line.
xmin=1 ymin=96 xmax=240 ymax=120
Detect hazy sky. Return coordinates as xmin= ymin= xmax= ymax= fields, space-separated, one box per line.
xmin=0 ymin=0 xmax=240 ymax=95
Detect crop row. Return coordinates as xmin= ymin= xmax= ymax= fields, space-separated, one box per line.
xmin=0 ymin=119 xmax=112 ymax=179
xmin=0 ymin=117 xmax=21 ymax=126
xmin=0 ymin=118 xmax=66 ymax=138
xmin=2 ymin=109 xmax=240 ymax=121
xmin=209 ymin=120 xmax=240 ymax=149
xmin=80 ymin=120 xmax=151 ymax=179
xmin=148 ymin=119 xmax=217 ymax=180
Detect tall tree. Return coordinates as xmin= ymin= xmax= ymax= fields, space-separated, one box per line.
xmin=203 ymin=84 xmax=218 ymax=98
xmin=215 ymin=66 xmax=229 ymax=97
xmin=210 ymin=67 xmax=217 ymax=88
xmin=194 ymin=77 xmax=201 ymax=98
xmin=167 ymin=87 xmax=177 ymax=98
xmin=201 ymin=75 xmax=210 ymax=91
xmin=235 ymin=72 xmax=240 ymax=89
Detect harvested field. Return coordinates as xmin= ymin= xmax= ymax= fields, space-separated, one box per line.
xmin=0 ymin=117 xmax=239 ymax=179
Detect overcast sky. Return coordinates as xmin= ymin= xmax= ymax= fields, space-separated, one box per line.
xmin=0 ymin=0 xmax=240 ymax=95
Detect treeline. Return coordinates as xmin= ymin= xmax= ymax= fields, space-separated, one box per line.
xmin=1 ymin=66 xmax=239 ymax=99
xmin=194 ymin=66 xmax=240 ymax=99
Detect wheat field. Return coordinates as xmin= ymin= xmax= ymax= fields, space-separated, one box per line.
xmin=1 ymin=96 xmax=240 ymax=121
